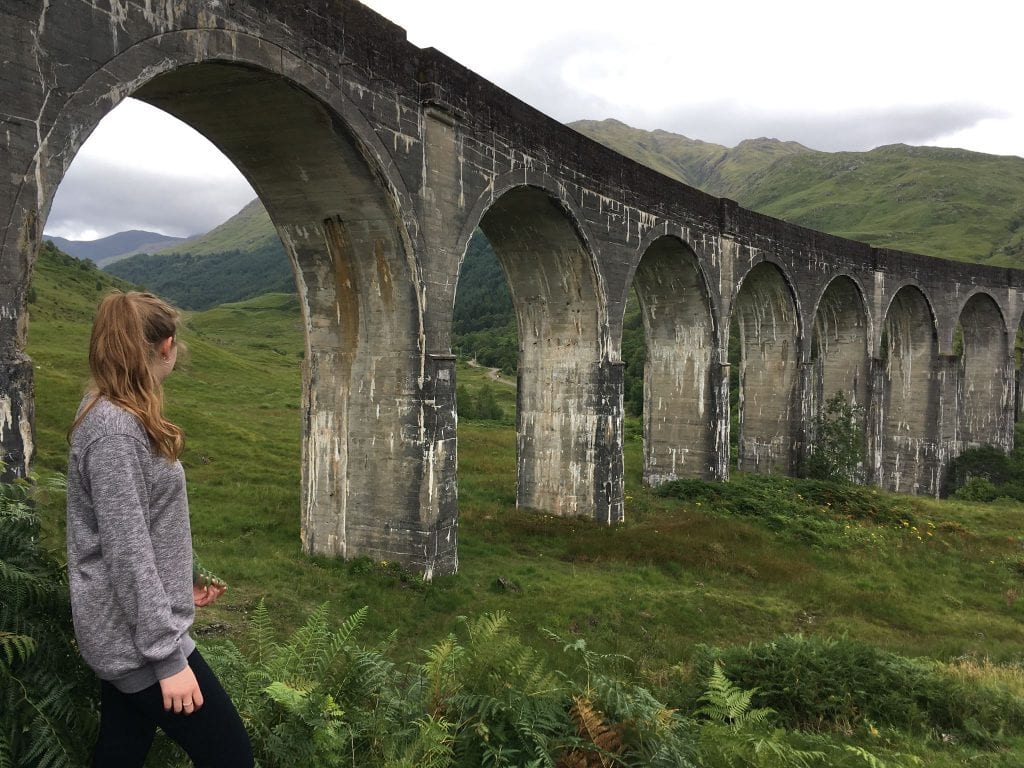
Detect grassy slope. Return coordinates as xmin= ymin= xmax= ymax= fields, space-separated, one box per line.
xmin=571 ymin=119 xmax=1024 ymax=265
xmin=26 ymin=248 xmax=1024 ymax=764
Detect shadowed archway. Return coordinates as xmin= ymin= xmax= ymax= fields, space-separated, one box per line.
xmin=732 ymin=262 xmax=801 ymax=474
xmin=468 ymin=185 xmax=614 ymax=520
xmin=877 ymin=286 xmax=938 ymax=494
xmin=956 ymin=293 xmax=1012 ymax=451
xmin=631 ymin=235 xmax=717 ymax=484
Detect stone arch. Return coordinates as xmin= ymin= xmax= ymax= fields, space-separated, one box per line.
xmin=630 ymin=235 xmax=718 ymax=484
xmin=808 ymin=275 xmax=869 ymax=460
xmin=731 ymin=261 xmax=802 ymax=474
xmin=956 ymin=292 xmax=1012 ymax=450
xmin=877 ymin=285 xmax=939 ymax=494
xmin=5 ymin=30 xmax=453 ymax=572
xmin=454 ymin=182 xmax=617 ymax=521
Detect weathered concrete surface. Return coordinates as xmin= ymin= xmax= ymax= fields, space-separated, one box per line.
xmin=956 ymin=294 xmax=1013 ymax=453
xmin=878 ymin=287 xmax=940 ymax=494
xmin=3 ymin=0 xmax=1024 ymax=576
xmin=805 ymin=276 xmax=869 ymax=468
xmin=733 ymin=262 xmax=801 ymax=474
xmin=633 ymin=236 xmax=717 ymax=484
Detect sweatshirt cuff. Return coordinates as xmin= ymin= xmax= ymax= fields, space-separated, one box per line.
xmin=152 ymin=647 xmax=188 ymax=681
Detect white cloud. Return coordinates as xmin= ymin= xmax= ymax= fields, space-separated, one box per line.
xmin=46 ymin=101 xmax=255 ymax=240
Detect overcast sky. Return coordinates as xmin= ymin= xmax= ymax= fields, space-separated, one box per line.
xmin=46 ymin=0 xmax=1024 ymax=241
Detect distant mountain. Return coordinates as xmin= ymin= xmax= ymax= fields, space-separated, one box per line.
xmin=569 ymin=119 xmax=1024 ymax=265
xmin=44 ymin=230 xmax=189 ymax=266
xmin=104 ymin=201 xmax=290 ymax=310
xmin=155 ymin=199 xmax=278 ymax=257
xmin=569 ymin=119 xmax=813 ymax=199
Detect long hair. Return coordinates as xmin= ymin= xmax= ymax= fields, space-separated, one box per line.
xmin=70 ymin=291 xmax=185 ymax=461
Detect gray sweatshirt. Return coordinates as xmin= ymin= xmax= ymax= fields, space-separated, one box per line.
xmin=66 ymin=397 xmax=195 ymax=693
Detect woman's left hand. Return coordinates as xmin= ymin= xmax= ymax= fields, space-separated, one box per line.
xmin=193 ymin=582 xmax=226 ymax=607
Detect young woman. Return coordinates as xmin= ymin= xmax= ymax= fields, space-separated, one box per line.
xmin=66 ymin=291 xmax=253 ymax=767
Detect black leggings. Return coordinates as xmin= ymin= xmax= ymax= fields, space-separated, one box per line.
xmin=93 ymin=648 xmax=253 ymax=768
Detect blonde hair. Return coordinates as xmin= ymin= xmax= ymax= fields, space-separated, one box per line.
xmin=70 ymin=291 xmax=185 ymax=461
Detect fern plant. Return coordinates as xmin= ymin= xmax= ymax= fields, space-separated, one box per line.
xmin=0 ymin=473 xmax=97 ymax=768
xmin=414 ymin=612 xmax=570 ymax=768
xmin=202 ymin=599 xmax=441 ymax=767
xmin=695 ymin=662 xmax=774 ymax=728
xmin=695 ymin=662 xmax=826 ymax=768
xmin=551 ymin=634 xmax=699 ymax=768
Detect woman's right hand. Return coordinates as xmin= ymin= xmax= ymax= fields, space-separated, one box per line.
xmin=159 ymin=665 xmax=204 ymax=714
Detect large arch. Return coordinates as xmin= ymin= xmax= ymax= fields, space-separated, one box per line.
xmin=458 ymin=184 xmax=615 ymax=520
xmin=631 ymin=235 xmax=717 ymax=484
xmin=732 ymin=262 xmax=802 ymax=474
xmin=956 ymin=292 xmax=1012 ymax=450
xmin=877 ymin=285 xmax=939 ymax=494
xmin=808 ymin=276 xmax=869 ymax=473
xmin=4 ymin=30 xmax=454 ymax=573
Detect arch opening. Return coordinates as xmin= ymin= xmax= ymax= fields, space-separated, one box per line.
xmin=730 ymin=263 xmax=801 ymax=475
xmin=630 ymin=236 xmax=717 ymax=485
xmin=133 ymin=62 xmax=427 ymax=565
xmin=878 ymin=286 xmax=939 ymax=494
xmin=464 ymin=186 xmax=610 ymax=520
xmin=955 ymin=294 xmax=1011 ymax=451
xmin=807 ymin=276 xmax=868 ymax=480
xmin=18 ymin=53 xmax=444 ymax=570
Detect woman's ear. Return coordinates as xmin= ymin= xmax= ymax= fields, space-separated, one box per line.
xmin=158 ymin=336 xmax=174 ymax=358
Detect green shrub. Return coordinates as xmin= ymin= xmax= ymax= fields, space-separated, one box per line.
xmin=656 ymin=475 xmax=915 ymax=548
xmin=803 ymin=393 xmax=866 ymax=484
xmin=953 ymin=477 xmax=999 ymax=502
xmin=944 ymin=445 xmax=1016 ymax=498
xmin=457 ymin=382 xmax=504 ymax=422
xmin=691 ymin=635 xmax=1024 ymax=746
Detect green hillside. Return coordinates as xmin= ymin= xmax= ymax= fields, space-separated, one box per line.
xmin=741 ymin=144 xmax=1024 ymax=264
xmin=571 ymin=119 xmax=1024 ymax=265
xmin=104 ymin=236 xmax=293 ymax=310
xmin=570 ymin=118 xmax=813 ymax=199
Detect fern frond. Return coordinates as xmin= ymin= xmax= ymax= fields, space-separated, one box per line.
xmin=19 ymin=684 xmax=79 ymax=768
xmin=247 ymin=598 xmax=277 ymax=673
xmin=844 ymin=744 xmax=923 ymax=768
xmin=0 ymin=632 xmax=36 ymax=669
xmin=559 ymin=695 xmax=622 ymax=768
xmin=748 ymin=733 xmax=826 ymax=767
xmin=316 ymin=605 xmax=367 ymax=681
xmin=0 ymin=560 xmax=53 ymax=608
xmin=422 ymin=634 xmax=465 ymax=717
xmin=264 ymin=681 xmax=310 ymax=714
xmin=275 ymin=602 xmax=331 ymax=684
xmin=695 ymin=662 xmax=774 ymax=728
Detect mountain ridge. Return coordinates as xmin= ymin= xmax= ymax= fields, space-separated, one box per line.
xmin=569 ymin=119 xmax=1024 ymax=264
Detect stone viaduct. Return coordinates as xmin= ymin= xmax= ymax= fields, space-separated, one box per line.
xmin=2 ymin=0 xmax=1021 ymax=577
